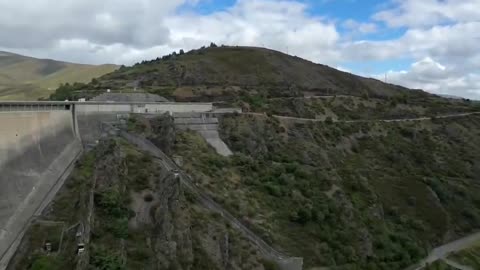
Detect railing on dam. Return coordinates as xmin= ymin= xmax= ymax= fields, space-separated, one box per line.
xmin=0 ymin=103 xmax=71 ymax=112
xmin=0 ymin=101 xmax=214 ymax=114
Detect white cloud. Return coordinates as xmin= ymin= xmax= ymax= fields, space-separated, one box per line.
xmin=0 ymin=0 xmax=479 ymax=99
xmin=341 ymin=17 xmax=480 ymax=99
xmin=373 ymin=0 xmax=480 ymax=28
xmin=342 ymin=19 xmax=378 ymax=34
xmin=376 ymin=57 xmax=480 ymax=99
xmin=165 ymin=0 xmax=340 ymax=65
xmin=342 ymin=22 xmax=480 ymax=63
xmin=0 ymin=0 xmax=340 ymax=66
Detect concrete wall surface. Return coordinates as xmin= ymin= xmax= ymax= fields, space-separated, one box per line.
xmin=173 ymin=112 xmax=233 ymax=157
xmin=0 ymin=111 xmax=82 ymax=265
xmin=76 ymin=102 xmax=213 ymax=114
xmin=76 ymin=112 xmax=122 ymax=145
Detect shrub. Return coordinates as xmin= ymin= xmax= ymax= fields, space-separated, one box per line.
xmin=95 ymin=190 xmax=129 ymax=218
xmin=90 ymin=247 xmax=124 ymax=270
xmin=31 ymin=256 xmax=62 ymax=270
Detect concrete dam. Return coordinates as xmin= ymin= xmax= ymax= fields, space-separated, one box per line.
xmin=0 ymin=101 xmax=215 ymax=268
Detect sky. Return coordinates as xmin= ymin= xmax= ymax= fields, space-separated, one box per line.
xmin=0 ymin=0 xmax=479 ymax=99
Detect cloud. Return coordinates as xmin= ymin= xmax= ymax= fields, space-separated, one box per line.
xmin=342 ymin=22 xmax=480 ymax=62
xmin=0 ymin=0 xmax=191 ymax=49
xmin=373 ymin=0 xmax=480 ymax=28
xmin=340 ymin=19 xmax=480 ymax=99
xmin=376 ymin=57 xmax=480 ymax=99
xmin=0 ymin=0 xmax=341 ymax=66
xmin=0 ymin=0 xmax=478 ymax=99
xmin=342 ymin=19 xmax=378 ymax=34
xmin=163 ymin=0 xmax=341 ymax=64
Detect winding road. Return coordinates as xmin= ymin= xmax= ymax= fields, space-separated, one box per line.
xmin=406 ymin=232 xmax=480 ymax=270
xmin=245 ymin=111 xmax=480 ymax=123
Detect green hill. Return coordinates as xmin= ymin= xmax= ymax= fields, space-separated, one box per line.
xmin=49 ymin=45 xmax=431 ymax=102
xmin=0 ymin=51 xmax=118 ymax=100
xmin=50 ymin=45 xmax=476 ymax=120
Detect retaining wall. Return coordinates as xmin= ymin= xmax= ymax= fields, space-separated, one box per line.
xmin=174 ymin=112 xmax=233 ymax=157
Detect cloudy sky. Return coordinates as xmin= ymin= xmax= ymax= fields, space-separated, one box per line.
xmin=0 ymin=0 xmax=479 ymax=99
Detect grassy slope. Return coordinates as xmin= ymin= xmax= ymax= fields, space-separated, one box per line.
xmin=172 ymin=113 xmax=480 ymax=269
xmin=0 ymin=51 xmax=117 ymax=100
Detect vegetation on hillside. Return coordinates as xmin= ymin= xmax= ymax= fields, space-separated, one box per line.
xmin=238 ymin=94 xmax=478 ymax=120
xmin=48 ymin=45 xmax=433 ymax=103
xmin=8 ymin=138 xmax=271 ymax=270
xmin=171 ymin=113 xmax=480 ymax=269
xmin=47 ymin=45 xmax=479 ymax=121
xmin=9 ymin=45 xmax=480 ymax=270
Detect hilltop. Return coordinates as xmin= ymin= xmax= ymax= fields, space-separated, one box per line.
xmin=0 ymin=51 xmax=117 ymax=100
xmin=50 ymin=45 xmax=477 ymax=121
xmin=49 ymin=45 xmax=430 ymax=102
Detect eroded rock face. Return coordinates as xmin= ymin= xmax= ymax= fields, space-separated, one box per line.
xmin=151 ymin=175 xmax=194 ymax=270
xmin=8 ymin=137 xmax=271 ymax=270
xmin=147 ymin=166 xmax=265 ymax=270
xmin=148 ymin=115 xmax=176 ymax=155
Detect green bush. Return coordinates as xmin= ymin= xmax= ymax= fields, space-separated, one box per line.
xmin=95 ymin=189 xmax=129 ymax=218
xmin=90 ymin=247 xmax=124 ymax=270
xmin=30 ymin=255 xmax=62 ymax=270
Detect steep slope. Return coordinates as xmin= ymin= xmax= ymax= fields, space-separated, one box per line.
xmin=172 ymin=113 xmax=480 ymax=269
xmin=0 ymin=51 xmax=117 ymax=100
xmin=7 ymin=110 xmax=480 ymax=270
xmin=8 ymin=138 xmax=273 ymax=270
xmin=48 ymin=45 xmax=430 ymax=102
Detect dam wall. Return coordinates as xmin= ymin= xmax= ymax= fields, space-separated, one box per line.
xmin=75 ymin=102 xmax=214 ymax=145
xmin=0 ymin=110 xmax=82 ymax=266
xmin=76 ymin=102 xmax=213 ymax=114
xmin=0 ymin=101 xmax=223 ymax=268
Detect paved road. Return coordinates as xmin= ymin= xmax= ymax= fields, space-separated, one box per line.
xmin=407 ymin=232 xmax=480 ymax=270
xmin=267 ymin=95 xmax=352 ymax=101
xmin=245 ymin=111 xmax=480 ymax=123
xmin=442 ymin=258 xmax=474 ymax=270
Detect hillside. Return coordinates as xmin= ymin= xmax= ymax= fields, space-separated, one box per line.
xmin=0 ymin=51 xmax=117 ymax=100
xmin=8 ymin=127 xmax=274 ymax=270
xmin=161 ymin=110 xmax=480 ymax=269
xmin=8 ymin=46 xmax=480 ymax=270
xmin=49 ymin=45 xmax=431 ymax=102
xmin=49 ymin=46 xmax=477 ymax=121
xmin=9 ymin=112 xmax=480 ymax=270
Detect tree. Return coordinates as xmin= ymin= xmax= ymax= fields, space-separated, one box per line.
xmin=210 ymin=42 xmax=218 ymax=48
xmin=179 ymin=49 xmax=185 ymax=55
